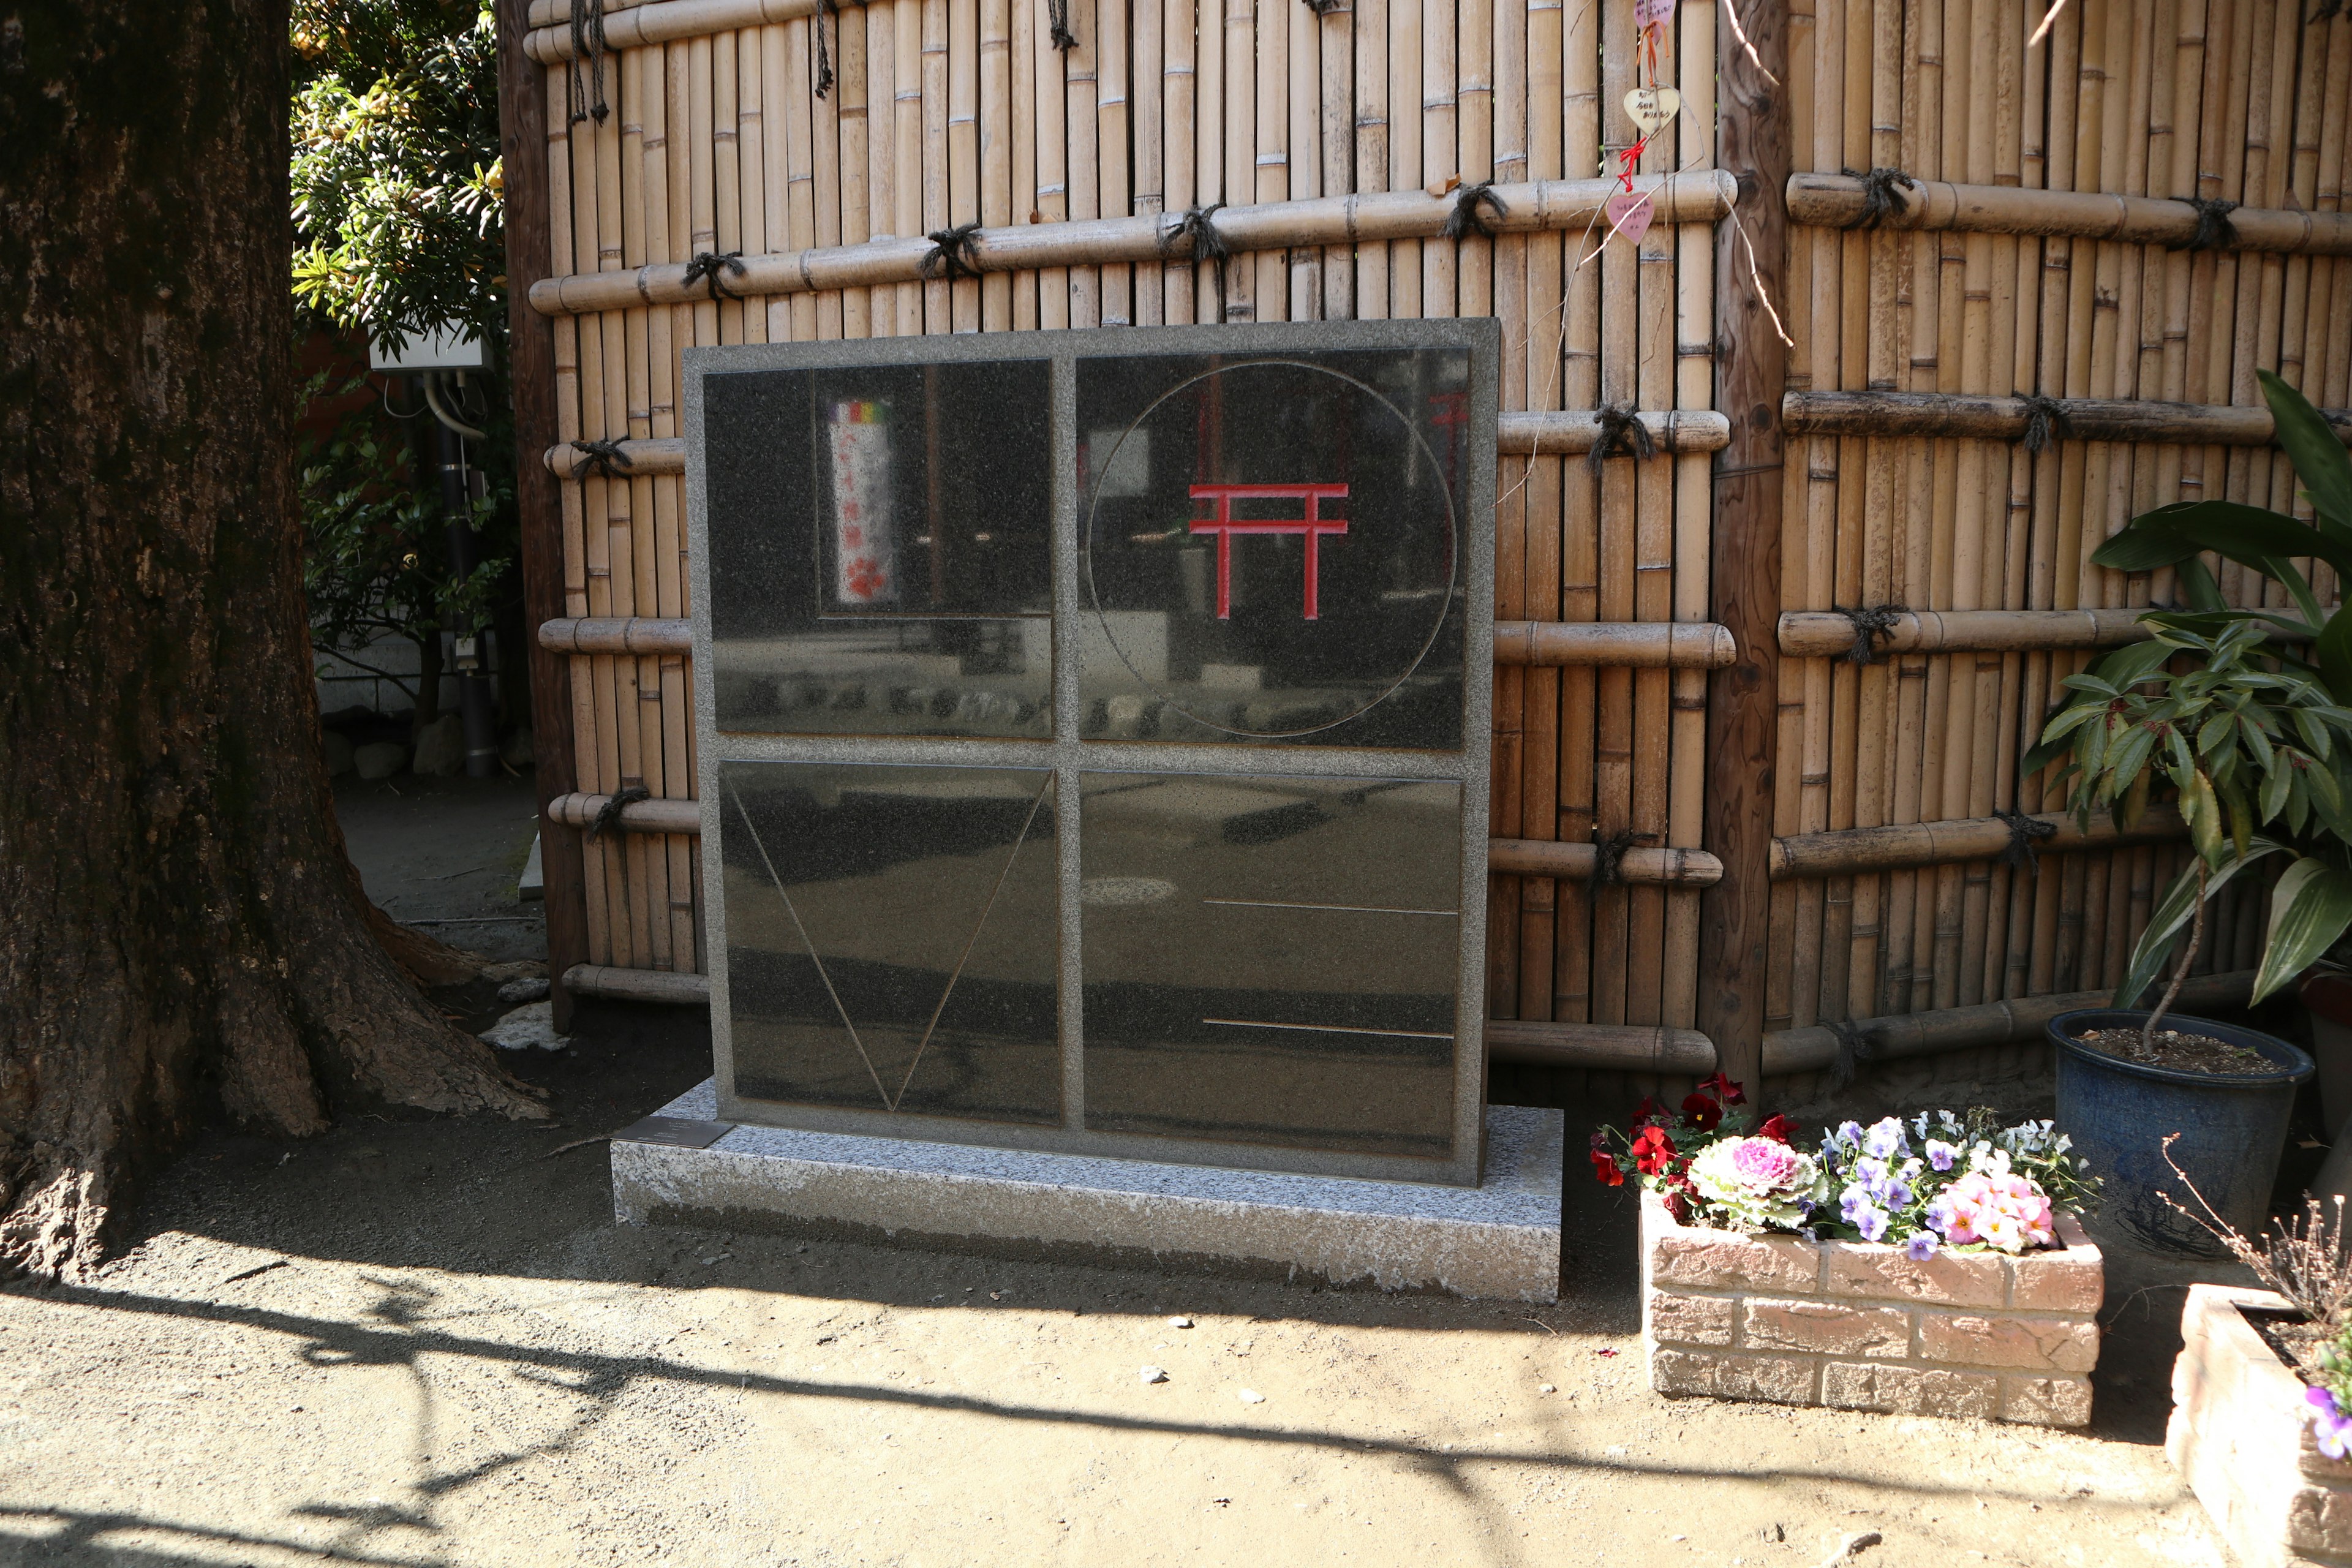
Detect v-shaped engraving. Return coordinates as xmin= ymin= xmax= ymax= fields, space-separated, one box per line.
xmin=728 ymin=773 xmax=1055 ymax=1114
xmin=886 ymin=774 xmax=1056 ymax=1111
xmin=726 ymin=780 xmax=894 ymax=1109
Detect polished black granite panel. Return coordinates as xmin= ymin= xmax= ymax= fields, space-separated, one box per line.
xmin=1076 ymin=350 xmax=1471 ymax=750
xmin=1079 ymin=772 xmax=1461 ymax=1158
xmin=720 ymin=760 xmax=1061 ymax=1125
xmin=704 ymin=362 xmax=1054 ymax=739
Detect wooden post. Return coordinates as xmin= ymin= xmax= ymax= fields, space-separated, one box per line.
xmin=1697 ymin=0 xmax=1790 ymax=1093
xmin=500 ymin=0 xmax=592 ymax=1028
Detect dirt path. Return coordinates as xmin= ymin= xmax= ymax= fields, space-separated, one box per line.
xmin=0 ymin=1003 xmax=2247 ymax=1568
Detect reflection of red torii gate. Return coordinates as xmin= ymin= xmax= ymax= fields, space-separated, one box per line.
xmin=1188 ymin=482 xmax=1350 ymax=621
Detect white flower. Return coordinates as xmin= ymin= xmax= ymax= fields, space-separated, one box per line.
xmin=1685 ymin=1137 xmax=1828 ymax=1234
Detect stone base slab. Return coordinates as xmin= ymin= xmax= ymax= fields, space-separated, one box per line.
xmin=611 ymin=1082 xmax=1563 ymax=1302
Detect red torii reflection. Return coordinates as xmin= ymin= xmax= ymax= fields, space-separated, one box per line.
xmin=1187 ymin=482 xmax=1351 ymax=620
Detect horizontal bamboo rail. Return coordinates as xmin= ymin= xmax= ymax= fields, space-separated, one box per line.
xmin=1784 ymin=391 xmax=2352 ymax=448
xmin=1785 ymin=173 xmax=2352 ymax=257
xmin=1485 ymin=1020 xmax=1717 ymax=1074
xmin=1493 ymin=622 xmax=1736 ymax=669
xmin=525 ymin=0 xmax=843 ymax=64
xmin=529 ymin=173 xmax=1740 ymax=316
xmin=537 ymin=617 xmax=1735 ymax=668
xmin=547 ymin=791 xmax=703 ymax=835
xmin=544 ymin=410 xmax=1731 ymax=480
xmin=538 ymin=616 xmax=695 ymax=655
xmin=1770 ymin=808 xmax=2187 ymax=880
xmin=564 ymin=963 xmax=716 ymax=1006
xmin=1779 ymin=608 xmax=2320 ymax=659
xmin=1486 ymin=839 xmax=1726 ymax=886
xmin=543 ymin=788 xmax=1725 ymax=888
xmin=1762 ymin=971 xmax=2259 ymax=1076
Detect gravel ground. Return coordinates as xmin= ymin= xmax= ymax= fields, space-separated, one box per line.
xmin=0 ymin=998 xmax=2253 ymax=1568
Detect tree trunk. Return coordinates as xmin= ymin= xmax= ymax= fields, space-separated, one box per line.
xmin=0 ymin=0 xmax=545 ymax=1281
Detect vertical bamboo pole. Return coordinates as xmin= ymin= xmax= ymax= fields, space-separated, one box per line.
xmin=1829 ymin=0 xmax=1874 ymax=1022
xmin=1033 ymin=0 xmax=1069 ymax=328
xmin=839 ymin=2 xmax=875 ymax=339
xmin=593 ymin=48 xmax=642 ymax=967
xmin=1418 ymin=0 xmax=1457 ymax=320
xmin=1770 ymin=0 xmax=1819 ymax=1036
xmin=979 ymin=0 xmax=1012 ymax=331
xmin=1093 ymin=0 xmax=1129 ymax=326
xmin=622 ymin=42 xmax=673 ymax=973
xmin=869 ymin=0 xmax=900 ymax=333
xmin=1134 ymin=0 xmax=1167 ymax=324
xmin=780 ymin=24 xmax=823 ymax=341
xmin=644 ymin=35 xmax=696 ymax=968
xmin=1664 ymin=0 xmax=1716 ymax=1030
xmin=1589 ymin=0 xmax=1635 ymax=1025
xmin=752 ymin=33 xmax=788 ymax=339
xmin=1387 ymin=0 xmax=1421 ymax=315
xmin=897 ymin=0 xmax=928 ymax=333
xmin=737 ymin=33 xmax=771 ymax=350
xmin=1553 ymin=0 xmax=1598 ymax=1026
xmin=1067 ymin=0 xmax=1103 ymax=326
xmin=1698 ymin=0 xmax=1790 ymax=1090
xmin=1879 ymin=0 xmax=1927 ymax=1018
xmin=503 ymin=21 xmax=590 ymax=1024
xmin=1011 ymin=0 xmax=1036 ymax=330
xmin=1221 ymin=0 xmax=1255 ymax=321
xmin=1354 ymin=0 xmax=1389 ymax=317
xmin=949 ymin=0 xmax=981 ymax=330
xmin=1787 ymin=0 xmax=1835 ymax=1031
xmin=1319 ymin=0 xmax=1354 ymax=317
xmin=1162 ymin=0 xmax=1197 ymax=325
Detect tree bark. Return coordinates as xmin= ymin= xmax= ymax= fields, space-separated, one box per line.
xmin=0 ymin=0 xmax=545 ymax=1281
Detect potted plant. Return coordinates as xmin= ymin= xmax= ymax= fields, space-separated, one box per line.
xmin=2165 ymin=1163 xmax=2352 ymax=1567
xmin=2032 ymin=369 xmax=2344 ymax=1253
xmin=1595 ymin=1079 xmax=2106 ymax=1425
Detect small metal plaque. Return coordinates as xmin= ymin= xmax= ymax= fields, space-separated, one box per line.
xmin=613 ymin=1115 xmax=734 ymax=1149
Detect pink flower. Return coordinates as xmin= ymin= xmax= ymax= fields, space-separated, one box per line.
xmin=1932 ymin=1170 xmax=2056 ymax=1254
xmin=1729 ymin=1137 xmax=1801 ymax=1189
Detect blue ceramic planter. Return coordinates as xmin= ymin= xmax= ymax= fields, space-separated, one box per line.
xmin=2049 ymin=1008 xmax=2312 ymax=1257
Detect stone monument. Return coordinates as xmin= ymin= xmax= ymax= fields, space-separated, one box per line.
xmin=611 ymin=320 xmax=1564 ymax=1300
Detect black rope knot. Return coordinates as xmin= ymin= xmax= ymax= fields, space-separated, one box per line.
xmin=1994 ymin=808 xmax=2059 ymax=876
xmin=1832 ymin=603 xmax=1910 ymax=665
xmin=1588 ymin=404 xmax=1659 ymax=473
xmin=1442 ymin=180 xmax=1507 ymax=242
xmin=2173 ymin=196 xmax=2242 ymax=252
xmin=1045 ymin=0 xmax=1078 ymax=50
xmin=684 ymin=250 xmax=747 ymax=301
xmin=2017 ymin=394 xmax=2073 ymax=456
xmin=1299 ymin=0 xmax=1349 ymax=12
xmin=567 ymin=0 xmax=610 ymax=127
xmin=812 ymin=0 xmax=835 ymax=99
xmin=1840 ymin=166 xmax=1919 ymax=230
xmin=587 ymin=785 xmax=650 ymax=842
xmin=1828 ymin=1017 xmax=1879 ymax=1090
xmin=2313 ymin=1 xmax=2349 ymax=22
xmin=570 ymin=439 xmax=634 ymax=482
xmin=1586 ymin=831 xmax=1657 ymax=900
xmin=921 ymin=222 xmax=986 ymax=282
xmin=1159 ymin=203 xmax=1232 ymax=319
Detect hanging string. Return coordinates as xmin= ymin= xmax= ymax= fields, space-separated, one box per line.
xmin=1442 ymin=181 xmax=1507 ymax=242
xmin=684 ymin=250 xmax=747 ymax=300
xmin=812 ymin=0 xmax=835 ymax=99
xmin=587 ymin=785 xmax=650 ymax=842
xmin=2016 ymin=394 xmax=2073 ymax=456
xmin=2174 ymin=197 xmax=2242 ymax=253
xmin=921 ymin=223 xmax=986 ymax=282
xmin=570 ymin=438 xmax=634 ymax=482
xmin=1994 ymin=809 xmax=2059 ymax=876
xmin=1588 ymin=404 xmax=1658 ymax=473
xmin=567 ymin=0 xmax=610 ymax=127
xmin=1840 ymin=167 xmax=1920 ymax=230
xmin=1159 ymin=203 xmax=1231 ymax=320
xmin=1044 ymin=0 xmax=1077 ymax=50
xmin=1833 ymin=603 xmax=1909 ymax=665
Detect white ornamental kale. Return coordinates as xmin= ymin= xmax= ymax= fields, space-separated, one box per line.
xmin=1684 ymin=1136 xmax=1830 ymax=1233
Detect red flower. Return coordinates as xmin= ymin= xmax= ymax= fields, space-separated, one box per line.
xmin=1679 ymin=1093 xmax=1723 ymax=1133
xmin=1633 ymin=1096 xmax=1660 ymax=1123
xmin=1630 ymin=1125 xmax=1678 ymax=1175
xmin=1590 ymin=1149 xmax=1626 ymax=1187
xmin=1663 ymin=1189 xmax=1691 ymax=1223
xmin=1699 ymin=1071 xmax=1748 ymax=1107
xmin=1758 ymin=1113 xmax=1798 ymax=1144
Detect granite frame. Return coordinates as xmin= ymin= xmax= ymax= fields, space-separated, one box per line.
xmin=685 ymin=320 xmax=1499 ymax=1188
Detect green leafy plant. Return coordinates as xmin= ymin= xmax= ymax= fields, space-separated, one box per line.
xmin=2032 ymin=371 xmax=2352 ymax=1031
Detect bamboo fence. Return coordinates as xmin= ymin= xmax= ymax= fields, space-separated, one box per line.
xmin=516 ymin=0 xmax=2352 ymax=1097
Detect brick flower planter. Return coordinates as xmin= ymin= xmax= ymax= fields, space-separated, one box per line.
xmin=2170 ymin=1283 xmax=2352 ymax=1568
xmin=1638 ymin=1191 xmax=2103 ymax=1426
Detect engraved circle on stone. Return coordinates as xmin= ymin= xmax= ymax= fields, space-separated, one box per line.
xmin=1079 ymin=875 xmax=1178 ymax=906
xmin=1082 ymin=360 xmax=1460 ymax=739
